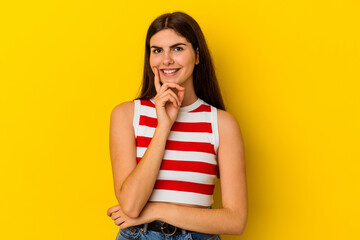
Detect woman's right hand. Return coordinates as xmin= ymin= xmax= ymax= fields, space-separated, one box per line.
xmin=153 ymin=66 xmax=185 ymax=130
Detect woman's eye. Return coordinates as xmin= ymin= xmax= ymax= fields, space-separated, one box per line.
xmin=174 ymin=47 xmax=183 ymax=52
xmin=153 ymin=49 xmax=161 ymax=54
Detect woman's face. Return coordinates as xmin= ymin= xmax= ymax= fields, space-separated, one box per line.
xmin=149 ymin=29 xmax=199 ymax=87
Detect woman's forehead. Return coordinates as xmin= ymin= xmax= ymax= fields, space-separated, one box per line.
xmin=150 ymin=29 xmax=189 ymax=47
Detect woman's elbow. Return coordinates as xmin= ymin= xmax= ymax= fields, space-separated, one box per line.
xmin=233 ymin=224 xmax=246 ymax=235
xmin=121 ymin=204 xmax=141 ymax=218
xmin=231 ymin=213 xmax=247 ymax=235
xmin=229 ymin=222 xmax=246 ymax=235
xmin=116 ymin=193 xmax=142 ymax=218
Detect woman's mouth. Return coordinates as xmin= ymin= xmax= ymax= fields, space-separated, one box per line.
xmin=161 ymin=68 xmax=180 ymax=77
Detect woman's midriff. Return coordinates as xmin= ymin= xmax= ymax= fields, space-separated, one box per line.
xmin=154 ymin=201 xmax=209 ymax=208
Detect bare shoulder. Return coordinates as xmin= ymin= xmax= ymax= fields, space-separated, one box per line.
xmin=111 ymin=101 xmax=134 ymax=127
xmin=217 ymin=109 xmax=244 ymax=151
xmin=111 ymin=101 xmax=134 ymax=121
xmin=111 ymin=100 xmax=134 ymax=116
xmin=217 ymin=109 xmax=241 ymax=133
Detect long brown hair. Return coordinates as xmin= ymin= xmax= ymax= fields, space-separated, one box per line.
xmin=137 ymin=11 xmax=225 ymax=110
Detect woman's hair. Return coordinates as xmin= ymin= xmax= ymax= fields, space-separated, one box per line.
xmin=137 ymin=11 xmax=225 ymax=110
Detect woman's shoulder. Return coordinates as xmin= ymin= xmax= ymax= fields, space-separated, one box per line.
xmin=216 ymin=109 xmax=244 ymax=156
xmin=112 ymin=100 xmax=134 ymax=114
xmin=217 ymin=109 xmax=238 ymax=124
xmin=110 ymin=100 xmax=135 ymax=124
xmin=112 ymin=100 xmax=134 ymax=112
xmin=217 ymin=109 xmax=241 ymax=134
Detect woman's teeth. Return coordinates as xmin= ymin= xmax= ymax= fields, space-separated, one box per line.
xmin=163 ymin=69 xmax=179 ymax=73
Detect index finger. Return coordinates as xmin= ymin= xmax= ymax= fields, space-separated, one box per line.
xmin=107 ymin=205 xmax=121 ymax=217
xmin=153 ymin=66 xmax=161 ymax=93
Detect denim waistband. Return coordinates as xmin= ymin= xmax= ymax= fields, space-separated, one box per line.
xmin=116 ymin=226 xmax=221 ymax=240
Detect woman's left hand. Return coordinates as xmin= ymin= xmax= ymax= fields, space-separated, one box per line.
xmin=107 ymin=204 xmax=133 ymax=228
xmin=107 ymin=203 xmax=158 ymax=229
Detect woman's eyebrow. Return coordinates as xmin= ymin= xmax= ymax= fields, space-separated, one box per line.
xmin=150 ymin=43 xmax=187 ymax=48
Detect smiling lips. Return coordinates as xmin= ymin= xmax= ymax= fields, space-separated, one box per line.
xmin=161 ymin=68 xmax=180 ymax=76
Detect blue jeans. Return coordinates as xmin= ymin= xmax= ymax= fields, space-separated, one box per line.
xmin=116 ymin=225 xmax=221 ymax=240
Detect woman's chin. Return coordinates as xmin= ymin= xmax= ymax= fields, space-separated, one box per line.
xmin=162 ymin=78 xmax=180 ymax=84
xmin=161 ymin=76 xmax=189 ymax=87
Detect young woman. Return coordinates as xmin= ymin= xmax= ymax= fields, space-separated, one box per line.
xmin=107 ymin=11 xmax=247 ymax=239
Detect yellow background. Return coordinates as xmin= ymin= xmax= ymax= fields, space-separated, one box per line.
xmin=1 ymin=0 xmax=359 ymax=239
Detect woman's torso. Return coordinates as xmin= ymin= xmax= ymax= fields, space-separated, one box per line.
xmin=133 ymin=97 xmax=220 ymax=208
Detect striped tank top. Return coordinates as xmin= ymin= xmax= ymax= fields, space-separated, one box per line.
xmin=133 ymin=97 xmax=219 ymax=207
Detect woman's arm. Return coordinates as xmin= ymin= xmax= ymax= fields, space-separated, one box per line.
xmin=109 ymin=109 xmax=248 ymax=235
xmin=110 ymin=67 xmax=185 ymax=218
xmin=110 ymin=102 xmax=171 ymax=218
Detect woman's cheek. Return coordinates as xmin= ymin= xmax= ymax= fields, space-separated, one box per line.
xmin=150 ymin=60 xmax=158 ymax=72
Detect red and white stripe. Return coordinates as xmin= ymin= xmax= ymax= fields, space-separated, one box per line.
xmin=133 ymin=98 xmax=219 ymax=207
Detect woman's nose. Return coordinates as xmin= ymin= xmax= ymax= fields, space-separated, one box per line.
xmin=162 ymin=52 xmax=174 ymax=65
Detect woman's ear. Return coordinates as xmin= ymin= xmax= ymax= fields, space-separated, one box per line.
xmin=195 ymin=48 xmax=200 ymax=65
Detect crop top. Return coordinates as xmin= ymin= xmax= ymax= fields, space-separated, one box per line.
xmin=133 ymin=97 xmax=219 ymax=207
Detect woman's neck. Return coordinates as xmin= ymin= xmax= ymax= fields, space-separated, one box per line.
xmin=173 ymin=80 xmax=198 ymax=107
xmin=181 ymin=90 xmax=198 ymax=107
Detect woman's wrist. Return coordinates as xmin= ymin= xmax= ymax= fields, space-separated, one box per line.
xmin=154 ymin=125 xmax=172 ymax=136
xmin=149 ymin=202 xmax=169 ymax=222
xmin=140 ymin=202 xmax=163 ymax=223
